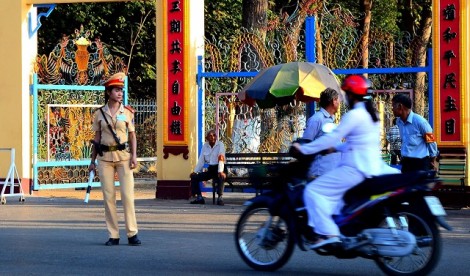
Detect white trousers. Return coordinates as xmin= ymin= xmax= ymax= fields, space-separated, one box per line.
xmin=303 ymin=165 xmax=365 ymax=236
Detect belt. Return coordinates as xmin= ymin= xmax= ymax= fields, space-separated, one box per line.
xmin=402 ymin=156 xmax=429 ymax=160
xmin=101 ymin=143 xmax=127 ymax=152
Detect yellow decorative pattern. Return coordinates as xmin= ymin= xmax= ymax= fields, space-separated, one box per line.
xmin=229 ymin=33 xmax=276 ymax=72
xmin=34 ymin=25 xmax=127 ymax=85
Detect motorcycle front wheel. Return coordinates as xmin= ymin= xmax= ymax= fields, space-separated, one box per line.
xmin=375 ymin=210 xmax=442 ymax=276
xmin=235 ymin=203 xmax=295 ymax=271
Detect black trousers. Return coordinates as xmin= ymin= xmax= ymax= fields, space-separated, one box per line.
xmin=400 ymin=156 xmax=430 ymax=173
xmin=190 ymin=165 xmax=225 ymax=197
xmin=390 ymin=150 xmax=401 ymax=165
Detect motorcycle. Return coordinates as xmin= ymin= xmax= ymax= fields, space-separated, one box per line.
xmin=234 ymin=146 xmax=451 ymax=275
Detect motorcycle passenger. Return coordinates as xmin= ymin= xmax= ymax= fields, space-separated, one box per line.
xmin=291 ymin=75 xmax=399 ymax=250
xmin=302 ymin=88 xmax=342 ymax=180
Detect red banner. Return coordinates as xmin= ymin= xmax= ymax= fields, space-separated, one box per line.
xmin=437 ymin=0 xmax=462 ymax=144
xmin=165 ymin=0 xmax=186 ymax=143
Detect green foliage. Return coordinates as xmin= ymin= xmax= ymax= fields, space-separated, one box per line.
xmin=37 ymin=1 xmax=156 ymax=100
xmin=371 ymin=1 xmax=400 ymax=37
xmin=204 ymin=1 xmax=243 ymax=41
xmin=326 ymin=0 xmax=400 ymax=38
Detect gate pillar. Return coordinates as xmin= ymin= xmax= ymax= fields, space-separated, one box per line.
xmin=432 ymin=0 xmax=470 ymax=206
xmin=0 ymin=2 xmax=37 ymax=192
xmin=155 ymin=1 xmax=205 ymax=199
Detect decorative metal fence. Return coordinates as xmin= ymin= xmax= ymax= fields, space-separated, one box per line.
xmin=212 ymin=93 xmax=306 ymax=154
xmin=31 ymin=81 xmax=157 ymax=190
xmin=30 ymin=14 xmax=436 ymax=189
xmin=130 ymin=99 xmax=157 ymax=158
xmin=129 ymin=99 xmax=157 ymax=179
xmin=198 ymin=15 xmax=433 ymax=159
xmin=31 ymin=26 xmax=157 ymax=190
xmin=200 ymin=24 xmax=310 ymax=154
xmin=31 ymin=75 xmax=110 ymax=189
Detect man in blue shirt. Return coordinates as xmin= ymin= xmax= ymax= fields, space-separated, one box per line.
xmin=391 ymin=94 xmax=439 ymax=172
xmin=302 ymin=88 xmax=341 ymax=179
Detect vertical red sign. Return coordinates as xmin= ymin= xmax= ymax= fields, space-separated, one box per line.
xmin=438 ymin=0 xmax=461 ymax=143
xmin=166 ymin=0 xmax=185 ymax=143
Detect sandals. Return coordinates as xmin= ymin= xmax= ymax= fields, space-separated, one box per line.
xmin=309 ymin=235 xmax=341 ymax=250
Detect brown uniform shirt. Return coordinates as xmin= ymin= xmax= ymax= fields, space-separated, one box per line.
xmin=92 ymin=104 xmax=135 ymax=162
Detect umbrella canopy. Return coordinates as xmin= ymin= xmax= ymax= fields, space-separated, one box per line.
xmin=238 ymin=62 xmax=342 ymax=108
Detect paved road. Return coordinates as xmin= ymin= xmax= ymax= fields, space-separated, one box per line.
xmin=1 ymin=189 xmax=469 ymax=275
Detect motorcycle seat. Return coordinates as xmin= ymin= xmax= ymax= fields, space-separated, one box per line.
xmin=342 ymin=170 xmax=434 ymax=206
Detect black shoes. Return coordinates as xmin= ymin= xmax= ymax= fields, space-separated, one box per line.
xmin=190 ymin=197 xmax=224 ymax=205
xmin=128 ymin=235 xmax=141 ymax=246
xmin=104 ymin=238 xmax=119 ymax=246
xmin=105 ymin=236 xmax=141 ymax=246
xmin=190 ymin=197 xmax=205 ymax=204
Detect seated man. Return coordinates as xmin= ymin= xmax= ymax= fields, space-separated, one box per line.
xmin=189 ymin=129 xmax=226 ymax=205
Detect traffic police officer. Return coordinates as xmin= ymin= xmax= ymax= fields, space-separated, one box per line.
xmin=89 ymin=72 xmax=141 ymax=246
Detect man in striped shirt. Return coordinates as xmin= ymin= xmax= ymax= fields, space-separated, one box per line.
xmin=386 ymin=118 xmax=401 ymax=165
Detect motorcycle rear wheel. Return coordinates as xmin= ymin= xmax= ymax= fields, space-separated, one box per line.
xmin=235 ymin=203 xmax=295 ymax=271
xmin=375 ymin=210 xmax=442 ymax=276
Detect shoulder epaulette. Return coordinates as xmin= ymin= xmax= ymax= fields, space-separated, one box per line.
xmin=93 ymin=105 xmax=105 ymax=114
xmin=124 ymin=105 xmax=135 ymax=113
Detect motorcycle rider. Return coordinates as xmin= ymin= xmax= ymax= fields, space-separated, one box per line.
xmin=291 ymin=75 xmax=399 ymax=250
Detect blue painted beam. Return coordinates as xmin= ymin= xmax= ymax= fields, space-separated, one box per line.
xmin=305 ymin=16 xmax=316 ymax=63
xmin=197 ymin=71 xmax=258 ymax=78
xmin=332 ymin=67 xmax=431 ymax=75
xmin=28 ymin=4 xmax=56 ymax=38
xmin=36 ymin=161 xmax=92 ymax=167
xmin=34 ymin=84 xmax=105 ymax=91
xmin=198 ymin=67 xmax=430 ymax=78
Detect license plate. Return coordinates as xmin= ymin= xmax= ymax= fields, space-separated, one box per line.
xmin=424 ymin=196 xmax=447 ymax=216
